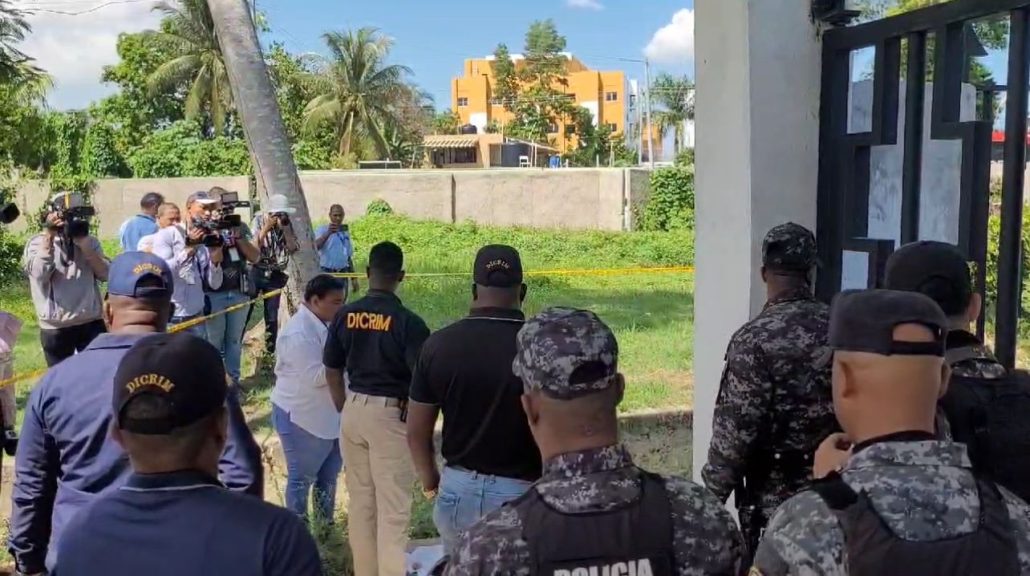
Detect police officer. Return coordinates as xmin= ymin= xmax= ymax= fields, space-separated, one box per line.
xmin=54 ymin=333 xmax=322 ymax=576
xmin=407 ymin=245 xmax=541 ymax=558
xmin=9 ymin=252 xmax=263 ymax=576
xmin=447 ymin=307 xmax=742 ymax=576
xmin=752 ymin=290 xmax=1030 ymax=576
xmin=884 ymin=241 xmax=1030 ymax=498
xmin=702 ymin=223 xmax=837 ymax=565
xmin=323 ymin=241 xmax=430 ymax=576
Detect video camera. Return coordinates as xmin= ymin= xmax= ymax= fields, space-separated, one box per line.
xmin=45 ymin=193 xmax=95 ymax=239
xmin=0 ymin=203 xmax=19 ymax=225
xmin=189 ymin=190 xmax=251 ymax=248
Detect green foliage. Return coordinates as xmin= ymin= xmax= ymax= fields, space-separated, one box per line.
xmin=45 ymin=111 xmax=90 ymax=183
xmin=985 ymin=179 xmax=1030 ymax=333
xmin=675 ymin=148 xmax=694 ymax=167
xmin=127 ymin=120 xmax=251 ymax=178
xmin=430 ymin=109 xmax=461 ymax=135
xmin=81 ymin=122 xmax=129 ymax=178
xmin=365 ymin=199 xmax=394 ymax=216
xmin=0 ymin=181 xmax=21 ymax=283
xmin=638 ymin=167 xmax=695 ymax=232
xmin=651 ymin=73 xmax=693 ymax=156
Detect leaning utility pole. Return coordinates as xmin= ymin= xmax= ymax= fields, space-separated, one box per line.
xmin=207 ymin=0 xmax=320 ymax=312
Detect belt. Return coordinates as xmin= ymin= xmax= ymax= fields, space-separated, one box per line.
xmin=347 ymin=392 xmax=404 ymax=407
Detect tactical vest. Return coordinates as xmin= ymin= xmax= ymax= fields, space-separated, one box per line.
xmin=941 ymin=347 xmax=1030 ymax=503
xmin=812 ymin=474 xmax=1019 ymax=576
xmin=514 ymin=470 xmax=675 ymax=576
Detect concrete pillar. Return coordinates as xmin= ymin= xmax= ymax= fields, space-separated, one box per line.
xmin=692 ymin=0 xmax=823 ymax=481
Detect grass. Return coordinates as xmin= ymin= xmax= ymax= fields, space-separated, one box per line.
xmin=0 ymin=215 xmax=695 ymax=574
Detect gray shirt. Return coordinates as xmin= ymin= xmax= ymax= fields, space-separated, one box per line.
xmin=151 ymin=225 xmax=223 ymax=318
xmin=22 ymin=234 xmax=106 ymax=330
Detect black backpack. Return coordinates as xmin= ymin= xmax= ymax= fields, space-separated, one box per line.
xmin=812 ymin=474 xmax=1019 ymax=576
xmin=940 ymin=358 xmax=1030 ymax=503
xmin=513 ymin=470 xmax=678 ymax=576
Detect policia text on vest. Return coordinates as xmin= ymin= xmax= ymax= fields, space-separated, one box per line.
xmin=552 ymin=559 xmax=659 ymax=576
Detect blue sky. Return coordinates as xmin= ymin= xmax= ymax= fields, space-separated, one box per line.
xmin=16 ymin=0 xmax=696 ymax=111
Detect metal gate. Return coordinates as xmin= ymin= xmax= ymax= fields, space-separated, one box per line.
xmin=816 ymin=0 xmax=1030 ymax=368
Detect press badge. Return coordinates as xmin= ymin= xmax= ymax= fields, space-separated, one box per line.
xmin=228 ymin=247 xmax=241 ymax=262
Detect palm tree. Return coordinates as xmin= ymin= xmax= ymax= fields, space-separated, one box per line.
xmin=0 ymin=0 xmax=46 ymax=88
xmin=651 ymin=73 xmax=694 ymax=155
xmin=302 ymin=28 xmax=413 ymax=158
xmin=146 ymin=0 xmax=233 ymax=135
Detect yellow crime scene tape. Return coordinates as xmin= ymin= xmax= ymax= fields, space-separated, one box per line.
xmin=0 ymin=265 xmax=694 ymax=390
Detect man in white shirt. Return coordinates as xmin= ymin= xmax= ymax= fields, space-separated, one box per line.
xmin=271 ymin=274 xmax=347 ymax=521
xmin=150 ymin=192 xmax=224 ymax=336
xmin=137 ymin=203 xmax=181 ymax=253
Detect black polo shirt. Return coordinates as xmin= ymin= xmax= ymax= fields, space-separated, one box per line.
xmin=323 ymin=289 xmax=430 ymax=399
xmin=409 ymin=307 xmax=542 ymax=481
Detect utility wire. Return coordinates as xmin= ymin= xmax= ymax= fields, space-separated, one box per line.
xmin=20 ymin=0 xmax=151 ymax=16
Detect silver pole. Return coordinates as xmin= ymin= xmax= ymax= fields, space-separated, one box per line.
xmin=644 ymin=58 xmax=655 ymax=168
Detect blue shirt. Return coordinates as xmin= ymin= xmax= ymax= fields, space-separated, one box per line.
xmin=315 ymin=224 xmax=354 ymax=271
xmin=53 ymin=470 xmax=322 ymax=576
xmin=118 ymin=214 xmax=158 ymax=254
xmin=9 ymin=333 xmax=264 ymax=574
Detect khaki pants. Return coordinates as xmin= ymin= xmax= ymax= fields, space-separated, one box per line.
xmin=341 ymin=393 xmax=414 ymax=576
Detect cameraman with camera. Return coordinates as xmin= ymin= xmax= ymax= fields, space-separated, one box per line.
xmin=23 ymin=192 xmax=109 ymax=367
xmin=151 ymin=191 xmax=225 ymax=336
xmin=251 ymin=194 xmax=299 ymax=355
xmin=203 ymin=187 xmax=261 ymax=385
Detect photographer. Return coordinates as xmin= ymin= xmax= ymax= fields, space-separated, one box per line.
xmin=315 ymin=204 xmax=360 ymax=300
xmin=251 ymin=194 xmax=299 ymax=355
xmin=204 ymin=187 xmax=261 ymax=385
xmin=151 ymin=191 xmax=225 ymax=336
xmin=23 ymin=192 xmax=109 ymax=367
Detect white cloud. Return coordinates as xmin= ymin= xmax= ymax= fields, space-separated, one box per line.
xmin=644 ymin=8 xmax=695 ymax=65
xmin=13 ymin=0 xmax=162 ymax=110
xmin=566 ymin=0 xmax=604 ymax=10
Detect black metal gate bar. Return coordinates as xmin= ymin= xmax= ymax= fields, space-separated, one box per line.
xmin=901 ymin=32 xmax=927 ymax=245
xmin=996 ymin=8 xmax=1030 ymax=369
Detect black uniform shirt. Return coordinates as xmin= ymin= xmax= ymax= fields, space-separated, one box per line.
xmin=410 ymin=307 xmax=542 ymax=481
xmin=323 ymin=289 xmax=430 ymax=399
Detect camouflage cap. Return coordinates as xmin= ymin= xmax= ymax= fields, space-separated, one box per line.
xmin=763 ymin=222 xmax=818 ymax=271
xmin=513 ymin=307 xmax=619 ymax=400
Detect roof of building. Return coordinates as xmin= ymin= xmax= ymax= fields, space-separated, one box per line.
xmin=424 ymin=134 xmax=480 ymax=148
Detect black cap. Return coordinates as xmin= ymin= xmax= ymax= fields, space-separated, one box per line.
xmin=763 ymin=223 xmax=818 ymax=271
xmin=825 ymin=290 xmax=947 ymax=362
xmin=884 ymin=241 xmax=972 ymax=317
xmin=474 ymin=245 xmax=524 ymax=287
xmin=140 ymin=192 xmax=164 ymax=210
xmin=114 ymin=333 xmax=227 ymax=435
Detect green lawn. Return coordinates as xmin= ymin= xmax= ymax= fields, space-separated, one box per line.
xmin=0 ymin=216 xmax=695 ymax=574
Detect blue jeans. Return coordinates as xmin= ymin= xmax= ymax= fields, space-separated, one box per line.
xmin=434 ymin=466 xmax=533 ymax=556
xmin=205 ymin=291 xmax=250 ymax=384
xmin=272 ymin=404 xmax=344 ymax=522
xmin=169 ymin=315 xmax=205 ymax=337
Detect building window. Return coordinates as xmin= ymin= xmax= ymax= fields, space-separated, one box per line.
xmin=565 ymin=124 xmax=577 ymax=136
xmin=605 ymin=122 xmax=618 ymax=132
xmin=564 ymin=93 xmax=576 ymax=102
xmin=547 ymin=122 xmax=559 ymax=134
xmin=457 ymin=97 xmax=469 ymax=107
xmin=489 ymin=97 xmax=502 ymax=106
xmin=629 ymin=94 xmax=637 ymax=107
xmin=605 ymin=91 xmax=618 ymax=102
xmin=453 ymin=147 xmax=477 ymax=164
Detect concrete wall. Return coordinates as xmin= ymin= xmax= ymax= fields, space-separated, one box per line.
xmin=9 ymin=168 xmax=650 ymax=238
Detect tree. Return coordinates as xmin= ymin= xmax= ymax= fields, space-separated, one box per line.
xmin=0 ymin=0 xmax=45 ymax=87
xmin=430 ymin=109 xmax=461 ymax=134
xmin=491 ymin=44 xmax=519 ymax=112
xmin=651 ymin=73 xmax=693 ymax=156
xmin=208 ymin=0 xmax=320 ymax=313
xmin=302 ymin=28 xmax=413 ymax=159
xmin=146 ymin=0 xmax=234 ymax=136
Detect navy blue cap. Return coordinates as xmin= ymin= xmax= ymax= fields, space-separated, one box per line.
xmin=108 ymin=252 xmax=173 ymax=298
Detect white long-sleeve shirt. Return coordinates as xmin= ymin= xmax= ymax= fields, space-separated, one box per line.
xmin=150 ymin=225 xmax=223 ymax=318
xmin=271 ymin=305 xmax=340 ymax=439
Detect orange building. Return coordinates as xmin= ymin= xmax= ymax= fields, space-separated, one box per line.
xmin=451 ymin=53 xmax=629 ymax=152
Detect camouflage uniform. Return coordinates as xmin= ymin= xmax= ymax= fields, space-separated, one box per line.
xmin=702 ymin=224 xmax=837 ymax=515
xmin=751 ymin=440 xmax=1030 ymax=575
xmin=947 ymin=330 xmax=1008 ymax=380
xmin=446 ymin=307 xmax=742 ymax=576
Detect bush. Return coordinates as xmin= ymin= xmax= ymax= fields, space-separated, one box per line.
xmin=0 ymin=184 xmax=21 ymax=285
xmin=366 ymin=199 xmax=394 ymax=216
xmin=127 ymin=120 xmax=251 ymax=178
xmin=674 ymin=147 xmax=694 ymax=168
xmin=637 ymin=166 xmax=695 ymax=232
xmin=985 ymin=178 xmax=1030 ymax=335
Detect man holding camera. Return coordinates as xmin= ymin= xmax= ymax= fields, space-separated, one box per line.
xmin=23 ymin=192 xmax=109 ymax=367
xmin=204 ymin=187 xmax=261 ymax=386
xmin=315 ymin=204 xmax=360 ymax=299
xmin=251 ymin=194 xmax=299 ymax=355
xmin=151 ymin=191 xmax=225 ymax=336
